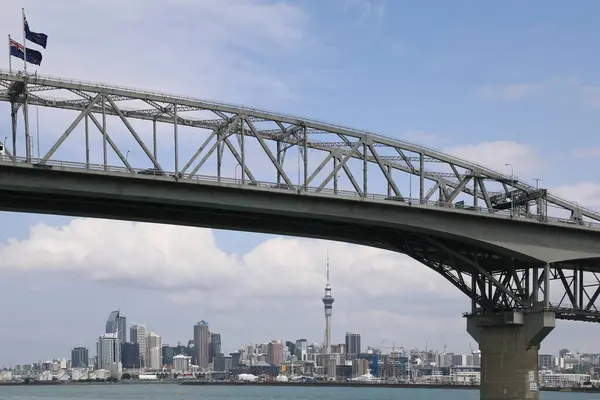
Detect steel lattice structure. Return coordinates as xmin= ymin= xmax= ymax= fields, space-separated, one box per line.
xmin=1 ymin=69 xmax=600 ymax=322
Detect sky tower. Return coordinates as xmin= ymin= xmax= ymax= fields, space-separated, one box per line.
xmin=322 ymin=252 xmax=334 ymax=355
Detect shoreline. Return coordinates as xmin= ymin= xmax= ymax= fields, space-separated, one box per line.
xmin=179 ymin=381 xmax=600 ymax=392
xmin=1 ymin=380 xmax=599 ymax=393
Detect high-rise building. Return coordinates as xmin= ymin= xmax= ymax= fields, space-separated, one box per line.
xmin=267 ymin=340 xmax=285 ymax=366
xmin=345 ymin=332 xmax=361 ymax=356
xmin=210 ymin=333 xmax=222 ymax=362
xmin=71 ymin=347 xmax=88 ymax=368
xmin=97 ymin=333 xmax=120 ymax=370
xmin=146 ymin=332 xmax=162 ymax=370
xmin=121 ymin=342 xmax=141 ymax=369
xmin=295 ymin=339 xmax=308 ymax=361
xmin=105 ymin=310 xmax=127 ymax=345
xmin=286 ymin=341 xmax=296 ymax=358
xmin=193 ymin=321 xmax=210 ymax=368
xmin=130 ymin=324 xmax=147 ymax=368
xmin=322 ymin=255 xmax=334 ymax=355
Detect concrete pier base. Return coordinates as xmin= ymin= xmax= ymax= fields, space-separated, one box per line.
xmin=467 ymin=311 xmax=555 ymax=400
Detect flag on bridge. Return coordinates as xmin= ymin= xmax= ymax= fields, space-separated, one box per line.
xmin=9 ymin=36 xmax=42 ymax=66
xmin=23 ymin=12 xmax=48 ymax=49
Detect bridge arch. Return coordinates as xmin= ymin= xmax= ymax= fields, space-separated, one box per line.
xmin=1 ymin=69 xmax=599 ymax=228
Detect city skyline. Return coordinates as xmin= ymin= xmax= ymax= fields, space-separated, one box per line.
xmin=1 ymin=0 xmax=600 ymax=366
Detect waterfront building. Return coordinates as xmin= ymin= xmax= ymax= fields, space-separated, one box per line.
xmin=97 ymin=333 xmax=120 ymax=370
xmin=121 ymin=342 xmax=141 ymax=369
xmin=345 ymin=333 xmax=361 ymax=357
xmin=130 ymin=324 xmax=147 ymax=368
xmin=172 ymin=354 xmax=192 ymax=372
xmin=267 ymin=340 xmax=285 ymax=366
xmin=210 ymin=332 xmax=222 ymax=362
xmin=71 ymin=347 xmax=88 ymax=368
xmin=193 ymin=321 xmax=210 ymax=368
xmin=147 ymin=332 xmax=162 ymax=370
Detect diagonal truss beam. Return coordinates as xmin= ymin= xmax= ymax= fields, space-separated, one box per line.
xmin=367 ymin=139 xmax=402 ymax=199
xmin=429 ymin=238 xmax=527 ymax=308
xmin=87 ymin=113 xmax=133 ymax=172
xmin=105 ymin=96 xmax=162 ymax=172
xmin=246 ymin=119 xmax=293 ymax=186
xmin=40 ymin=94 xmax=101 ymax=163
xmin=316 ymin=140 xmax=363 ymax=192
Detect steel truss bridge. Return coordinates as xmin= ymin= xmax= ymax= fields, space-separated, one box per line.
xmin=1 ymin=70 xmax=600 ymax=323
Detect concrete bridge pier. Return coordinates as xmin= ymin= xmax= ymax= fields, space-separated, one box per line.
xmin=466 ymin=311 xmax=555 ymax=400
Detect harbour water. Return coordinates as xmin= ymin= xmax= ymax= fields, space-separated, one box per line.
xmin=0 ymin=384 xmax=594 ymax=400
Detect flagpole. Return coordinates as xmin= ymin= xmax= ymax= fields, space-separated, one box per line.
xmin=22 ymin=8 xmax=27 ymax=74
xmin=22 ymin=8 xmax=30 ymax=162
xmin=7 ymin=35 xmax=11 ymax=74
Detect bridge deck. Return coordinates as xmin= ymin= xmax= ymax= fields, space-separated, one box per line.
xmin=1 ymin=156 xmax=598 ymax=231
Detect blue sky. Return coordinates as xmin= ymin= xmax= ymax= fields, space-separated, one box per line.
xmin=0 ymin=0 xmax=599 ymax=366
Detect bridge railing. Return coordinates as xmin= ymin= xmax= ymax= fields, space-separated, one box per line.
xmin=1 ymin=155 xmax=599 ymax=229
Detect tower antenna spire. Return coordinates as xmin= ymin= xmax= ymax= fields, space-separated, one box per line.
xmin=326 ymin=248 xmax=330 ymax=283
xmin=322 ymin=248 xmax=334 ymax=358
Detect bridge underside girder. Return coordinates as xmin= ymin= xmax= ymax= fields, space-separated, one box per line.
xmin=0 ymin=164 xmax=599 ymax=323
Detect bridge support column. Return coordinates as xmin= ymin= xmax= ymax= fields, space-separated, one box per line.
xmin=466 ymin=311 xmax=555 ymax=400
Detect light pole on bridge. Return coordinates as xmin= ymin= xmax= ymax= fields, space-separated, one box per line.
xmin=126 ymin=150 xmax=130 ymax=167
xmin=235 ymin=163 xmax=241 ymax=183
xmin=532 ymin=178 xmax=542 ymax=219
xmin=505 ymin=163 xmax=514 ymax=217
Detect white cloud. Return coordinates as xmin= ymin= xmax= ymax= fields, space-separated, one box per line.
xmin=476 ymin=83 xmax=545 ymax=102
xmin=1 ymin=0 xmax=310 ymax=103
xmin=444 ymin=140 xmax=542 ymax=176
xmin=0 ymin=218 xmax=467 ymax=352
xmin=552 ymin=182 xmax=600 ymax=209
xmin=0 ymin=219 xmax=455 ymax=301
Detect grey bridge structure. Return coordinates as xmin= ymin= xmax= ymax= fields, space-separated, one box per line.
xmin=1 ymin=70 xmax=599 ymax=398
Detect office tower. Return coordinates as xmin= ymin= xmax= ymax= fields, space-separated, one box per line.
xmin=130 ymin=324 xmax=147 ymax=368
xmin=97 ymin=333 xmax=120 ymax=370
xmin=210 ymin=332 xmax=222 ymax=362
xmin=146 ymin=332 xmax=162 ymax=370
xmin=267 ymin=340 xmax=285 ymax=366
xmin=71 ymin=347 xmax=88 ymax=368
xmin=286 ymin=341 xmax=296 ymax=358
xmin=105 ymin=310 xmax=127 ymax=345
xmin=193 ymin=321 xmax=210 ymax=368
xmin=322 ymin=254 xmax=334 ymax=355
xmin=121 ymin=342 xmax=141 ymax=369
xmin=345 ymin=332 xmax=361 ymax=356
xmin=295 ymin=339 xmax=308 ymax=361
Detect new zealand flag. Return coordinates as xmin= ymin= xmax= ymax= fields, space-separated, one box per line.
xmin=24 ymin=14 xmax=48 ymax=49
xmin=10 ymin=38 xmax=42 ymax=66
